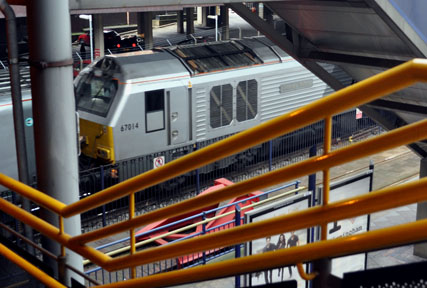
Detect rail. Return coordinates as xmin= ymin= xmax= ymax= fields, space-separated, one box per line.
xmin=83 ymin=182 xmax=302 ymax=265
xmin=1 ymin=59 xmax=427 ymax=287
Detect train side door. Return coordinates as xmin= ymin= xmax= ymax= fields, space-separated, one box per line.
xmin=167 ymin=86 xmax=190 ymax=145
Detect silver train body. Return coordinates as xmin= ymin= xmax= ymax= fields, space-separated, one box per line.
xmin=75 ymin=37 xmax=346 ymax=170
xmin=0 ymin=86 xmax=36 ymax=191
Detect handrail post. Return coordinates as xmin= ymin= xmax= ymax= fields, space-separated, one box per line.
xmin=75 ymin=52 xmax=83 ymax=71
xmin=130 ymin=192 xmax=136 ymax=278
xmin=196 ymin=142 xmax=200 ymax=195
xmin=313 ymin=117 xmax=333 ymax=285
xmin=321 ymin=117 xmax=332 ymax=240
xmin=234 ymin=205 xmax=241 ymax=288
xmin=312 ymin=258 xmax=331 ymax=288
xmin=268 ymin=140 xmax=272 ymax=172
xmin=58 ymin=215 xmax=66 ymax=284
xmin=202 ymin=212 xmax=206 ymax=265
xmin=101 ymin=166 xmax=106 ymax=227
xmin=58 ymin=255 xmax=66 ymax=285
xmin=0 ymin=60 xmax=8 ymax=70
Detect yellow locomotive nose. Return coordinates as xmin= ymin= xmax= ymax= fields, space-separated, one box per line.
xmin=79 ymin=118 xmax=115 ymax=163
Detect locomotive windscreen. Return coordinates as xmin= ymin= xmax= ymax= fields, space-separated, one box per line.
xmin=75 ymin=69 xmax=118 ymax=117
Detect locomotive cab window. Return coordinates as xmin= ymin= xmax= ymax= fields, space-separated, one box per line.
xmin=75 ymin=70 xmax=118 ymax=117
xmin=145 ymin=89 xmax=165 ymax=133
xmin=237 ymin=79 xmax=258 ymax=122
xmin=210 ymin=84 xmax=233 ymax=128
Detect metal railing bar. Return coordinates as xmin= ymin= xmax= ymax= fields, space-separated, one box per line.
xmin=83 ymin=186 xmax=304 ymax=266
xmin=66 ymin=263 xmax=101 ymax=286
xmin=0 ymin=243 xmax=66 ymax=288
xmin=0 ymin=197 xmax=111 ymax=267
xmin=105 ymin=176 xmax=427 ymax=270
xmin=321 ymin=116 xmax=332 ymax=240
xmin=70 ymin=118 xmax=427 ymax=246
xmin=0 ymin=222 xmax=58 ymax=260
xmin=62 ymin=59 xmax=427 ymax=218
xmin=97 ymin=218 xmax=427 ymax=288
xmin=134 ymin=181 xmax=300 ymax=240
xmin=0 ymin=174 xmax=66 ymax=214
xmin=91 ymin=181 xmax=300 ymax=252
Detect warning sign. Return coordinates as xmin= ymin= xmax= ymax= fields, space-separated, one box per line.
xmin=356 ymin=108 xmax=363 ymax=119
xmin=153 ymin=156 xmax=165 ymax=169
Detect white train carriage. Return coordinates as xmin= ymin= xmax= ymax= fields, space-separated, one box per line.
xmin=0 ymin=88 xmax=36 ymax=191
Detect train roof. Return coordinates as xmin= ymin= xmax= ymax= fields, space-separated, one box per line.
xmin=101 ymin=50 xmax=189 ymax=82
xmin=101 ymin=36 xmax=289 ymax=81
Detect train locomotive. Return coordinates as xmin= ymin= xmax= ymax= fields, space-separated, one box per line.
xmin=1 ymin=36 xmax=365 ymax=196
xmin=75 ymin=36 xmax=351 ymax=174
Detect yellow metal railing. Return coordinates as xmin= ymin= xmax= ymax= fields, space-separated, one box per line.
xmin=1 ymin=58 xmax=427 ymax=287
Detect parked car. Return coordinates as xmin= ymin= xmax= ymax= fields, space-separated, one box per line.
xmin=77 ymin=29 xmax=141 ymax=52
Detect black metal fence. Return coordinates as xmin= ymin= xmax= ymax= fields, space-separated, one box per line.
xmin=79 ymin=109 xmax=379 ymax=230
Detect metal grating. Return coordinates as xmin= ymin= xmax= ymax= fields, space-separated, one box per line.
xmin=171 ymin=41 xmax=262 ymax=74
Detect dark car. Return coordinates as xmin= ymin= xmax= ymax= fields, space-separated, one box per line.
xmin=77 ymin=29 xmax=141 ymax=52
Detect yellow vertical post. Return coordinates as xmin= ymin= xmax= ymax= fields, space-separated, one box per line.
xmin=59 ymin=215 xmax=66 ymax=257
xmin=58 ymin=215 xmax=66 ymax=284
xmin=322 ymin=117 xmax=332 ymax=240
xmin=130 ymin=192 xmax=136 ymax=278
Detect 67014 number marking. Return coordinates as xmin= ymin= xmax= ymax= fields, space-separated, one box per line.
xmin=120 ymin=123 xmax=139 ymax=132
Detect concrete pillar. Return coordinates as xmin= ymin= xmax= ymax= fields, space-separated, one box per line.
xmin=414 ymin=157 xmax=427 ymax=257
xmin=93 ymin=14 xmax=104 ymax=58
xmin=177 ymin=10 xmax=184 ymax=34
xmin=220 ymin=6 xmax=229 ymax=40
xmin=27 ymin=0 xmax=83 ymax=285
xmin=263 ymin=5 xmax=274 ymax=25
xmin=196 ymin=7 xmax=202 ymax=25
xmin=136 ymin=12 xmax=144 ymax=36
xmin=137 ymin=12 xmax=153 ymax=50
xmin=201 ymin=7 xmax=208 ymax=27
xmin=185 ymin=7 xmax=194 ymax=35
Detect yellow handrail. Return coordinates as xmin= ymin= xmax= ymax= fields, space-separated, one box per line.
xmin=0 ymin=196 xmax=111 ymax=268
xmin=97 ymin=219 xmax=427 ymax=288
xmin=70 ymin=117 xmax=427 ymax=245
xmin=0 ymin=243 xmax=67 ymax=288
xmin=82 ymin=186 xmax=306 ymax=265
xmin=0 ymin=173 xmax=65 ymax=214
xmin=104 ymin=177 xmax=427 ymax=271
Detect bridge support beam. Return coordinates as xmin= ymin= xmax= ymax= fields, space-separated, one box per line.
xmin=137 ymin=12 xmax=153 ymax=50
xmin=186 ymin=7 xmax=195 ymax=35
xmin=220 ymin=6 xmax=229 ymax=40
xmin=177 ymin=10 xmax=184 ymax=34
xmin=27 ymin=0 xmax=83 ymax=285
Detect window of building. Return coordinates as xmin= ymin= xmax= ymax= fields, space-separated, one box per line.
xmin=145 ymin=89 xmax=165 ymax=133
xmin=236 ymin=79 xmax=257 ymax=122
xmin=210 ymin=84 xmax=233 ymax=128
